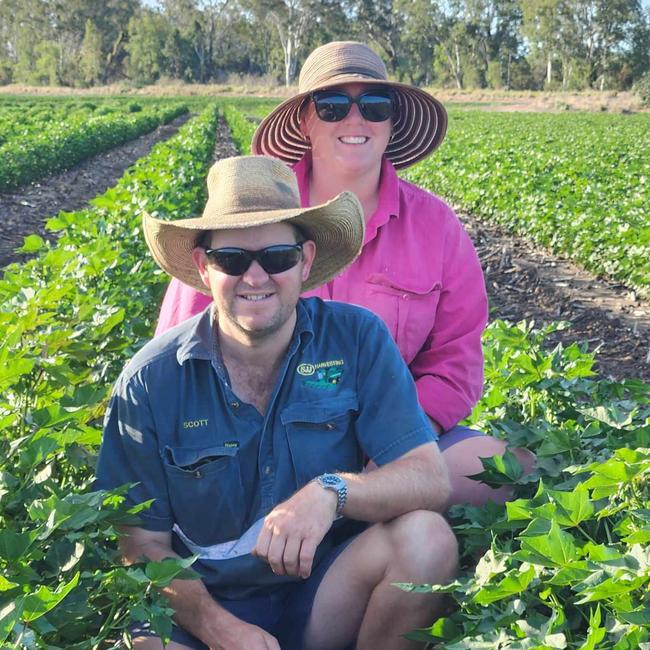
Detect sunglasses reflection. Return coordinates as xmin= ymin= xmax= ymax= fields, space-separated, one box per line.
xmin=312 ymin=90 xmax=394 ymax=123
xmin=204 ymin=243 xmax=305 ymax=276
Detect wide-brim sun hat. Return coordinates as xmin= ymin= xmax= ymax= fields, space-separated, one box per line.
xmin=252 ymin=41 xmax=448 ymax=170
xmin=143 ymin=155 xmax=364 ymax=296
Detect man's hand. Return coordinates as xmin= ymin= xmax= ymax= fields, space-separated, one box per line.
xmin=253 ymin=481 xmax=337 ymax=579
xmin=210 ymin=619 xmax=280 ymax=650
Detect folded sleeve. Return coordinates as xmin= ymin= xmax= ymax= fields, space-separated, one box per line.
xmin=155 ymin=278 xmax=212 ymax=336
xmin=354 ymin=315 xmax=437 ymax=466
xmin=410 ymin=212 xmax=488 ymax=432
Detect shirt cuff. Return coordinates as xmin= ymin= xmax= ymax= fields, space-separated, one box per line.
xmin=416 ymin=375 xmax=474 ymax=433
xmin=372 ymin=425 xmax=437 ymax=466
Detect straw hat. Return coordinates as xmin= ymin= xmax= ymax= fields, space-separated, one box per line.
xmin=143 ymin=156 xmax=364 ymax=295
xmin=252 ymin=41 xmax=447 ymax=170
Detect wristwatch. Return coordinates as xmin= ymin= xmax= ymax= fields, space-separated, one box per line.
xmin=313 ymin=473 xmax=348 ymax=515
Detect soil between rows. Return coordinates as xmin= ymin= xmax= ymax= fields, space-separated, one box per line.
xmin=0 ymin=115 xmax=648 ymax=383
xmin=462 ymin=216 xmax=650 ymax=383
xmin=0 ymin=113 xmax=191 ymax=268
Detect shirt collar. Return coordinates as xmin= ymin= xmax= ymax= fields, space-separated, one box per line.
xmin=293 ymin=152 xmax=400 ymax=245
xmin=176 ymin=306 xmax=215 ymax=365
xmin=176 ymin=301 xmax=314 ymax=366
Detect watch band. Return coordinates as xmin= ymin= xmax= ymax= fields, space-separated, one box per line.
xmin=314 ymin=473 xmax=348 ymax=515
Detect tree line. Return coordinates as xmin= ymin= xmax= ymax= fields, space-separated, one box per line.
xmin=1 ymin=0 xmax=649 ymax=91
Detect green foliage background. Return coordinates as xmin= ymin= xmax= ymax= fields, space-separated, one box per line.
xmin=0 ymin=0 xmax=649 ymax=93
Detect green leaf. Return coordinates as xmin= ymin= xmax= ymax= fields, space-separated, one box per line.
xmin=144 ymin=556 xmax=200 ymax=586
xmin=405 ymin=617 xmax=462 ymax=642
xmin=0 ymin=598 xmax=24 ymax=644
xmin=473 ymin=564 xmax=536 ymax=605
xmin=518 ymin=520 xmax=579 ymax=567
xmin=506 ymin=498 xmax=535 ymax=522
xmin=0 ymin=530 xmax=38 ymax=562
xmin=31 ymin=404 xmax=86 ymax=428
xmin=577 ymin=606 xmax=606 ymax=650
xmin=547 ymin=563 xmax=592 ymax=586
xmin=574 ymin=573 xmax=646 ymax=604
xmin=0 ymin=357 xmax=35 ymax=390
xmin=22 ymin=572 xmax=80 ymax=622
xmin=621 ymin=528 xmax=650 ymax=544
xmin=0 ymin=576 xmax=19 ymax=591
xmin=618 ymin=607 xmax=650 ymax=625
xmin=468 ymin=449 xmax=525 ymax=486
xmin=18 ymin=234 xmax=44 ymax=252
xmin=546 ymin=484 xmax=595 ymax=527
xmin=578 ymin=403 xmax=637 ymax=429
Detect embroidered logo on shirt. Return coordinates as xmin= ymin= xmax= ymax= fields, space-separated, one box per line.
xmin=297 ymin=359 xmax=344 ymax=376
xmin=297 ymin=360 xmax=344 ymax=390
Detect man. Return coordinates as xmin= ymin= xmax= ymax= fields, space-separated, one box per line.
xmin=96 ymin=155 xmax=457 ymax=650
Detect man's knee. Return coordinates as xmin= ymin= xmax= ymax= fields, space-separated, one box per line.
xmin=385 ymin=510 xmax=458 ymax=581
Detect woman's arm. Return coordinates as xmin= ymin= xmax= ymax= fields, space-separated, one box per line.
xmin=410 ymin=213 xmax=488 ymax=432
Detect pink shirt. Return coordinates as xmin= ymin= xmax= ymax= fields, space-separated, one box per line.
xmin=155 ymin=154 xmax=488 ymax=431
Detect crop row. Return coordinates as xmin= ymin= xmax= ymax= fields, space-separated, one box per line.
xmin=0 ymin=102 xmax=188 ymax=191
xmin=405 ymin=110 xmax=650 ymax=298
xmin=222 ymin=103 xmax=258 ymax=153
xmin=0 ymin=98 xmax=148 ymax=146
xmin=0 ymin=105 xmax=219 ymax=647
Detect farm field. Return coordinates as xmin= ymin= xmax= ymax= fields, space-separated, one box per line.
xmin=405 ymin=111 xmax=650 ymax=301
xmin=0 ymin=96 xmax=648 ymax=647
xmin=0 ymin=97 xmax=190 ymax=191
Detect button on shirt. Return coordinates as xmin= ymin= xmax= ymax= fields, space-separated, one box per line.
xmin=154 ymin=155 xmax=488 ymax=432
xmin=96 ymin=298 xmax=437 ymax=599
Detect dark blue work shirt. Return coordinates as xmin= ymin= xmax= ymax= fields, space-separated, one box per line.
xmin=96 ymin=298 xmax=437 ymax=599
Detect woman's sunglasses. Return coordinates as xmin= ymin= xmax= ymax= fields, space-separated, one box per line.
xmin=204 ymin=243 xmax=304 ymax=276
xmin=311 ymin=89 xmax=394 ymax=123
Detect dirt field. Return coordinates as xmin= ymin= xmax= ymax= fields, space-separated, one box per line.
xmin=0 ymin=113 xmax=647 ymax=382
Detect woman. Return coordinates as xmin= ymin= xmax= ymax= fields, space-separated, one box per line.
xmin=156 ymin=41 xmax=532 ymax=506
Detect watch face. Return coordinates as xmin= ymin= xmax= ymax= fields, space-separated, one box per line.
xmin=320 ymin=474 xmax=342 ymax=488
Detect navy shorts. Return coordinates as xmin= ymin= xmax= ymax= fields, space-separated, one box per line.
xmin=436 ymin=425 xmax=486 ymax=452
xmin=131 ymin=536 xmax=357 ymax=650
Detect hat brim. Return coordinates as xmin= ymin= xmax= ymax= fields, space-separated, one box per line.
xmin=251 ymin=78 xmax=447 ymax=170
xmin=143 ymin=191 xmax=364 ymax=296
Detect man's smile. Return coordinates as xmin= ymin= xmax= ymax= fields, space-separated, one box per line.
xmin=238 ymin=293 xmax=274 ymax=302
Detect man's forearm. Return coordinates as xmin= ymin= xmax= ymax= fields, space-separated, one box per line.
xmin=339 ymin=443 xmax=450 ymax=521
xmin=119 ymin=535 xmax=240 ymax=645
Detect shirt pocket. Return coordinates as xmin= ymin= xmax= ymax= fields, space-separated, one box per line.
xmin=366 ymin=273 xmax=442 ymax=363
xmin=280 ymin=394 xmax=360 ymax=487
xmin=162 ymin=444 xmax=246 ymax=546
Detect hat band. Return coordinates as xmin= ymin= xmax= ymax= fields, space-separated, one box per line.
xmin=203 ymin=196 xmax=299 ymax=218
xmin=303 ymin=65 xmax=386 ymax=91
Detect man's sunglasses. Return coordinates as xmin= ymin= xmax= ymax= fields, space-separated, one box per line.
xmin=204 ymin=243 xmax=304 ymax=276
xmin=311 ymin=89 xmax=394 ymax=123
